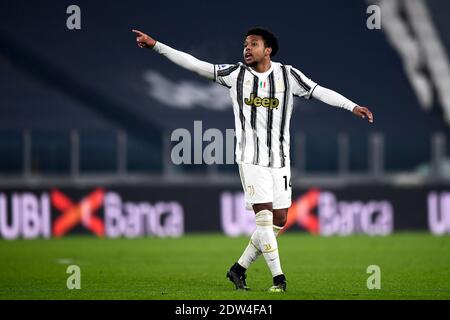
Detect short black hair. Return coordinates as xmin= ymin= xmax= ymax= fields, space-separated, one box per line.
xmin=245 ymin=27 xmax=279 ymax=57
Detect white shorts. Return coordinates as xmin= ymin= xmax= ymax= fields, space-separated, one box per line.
xmin=238 ymin=162 xmax=292 ymax=211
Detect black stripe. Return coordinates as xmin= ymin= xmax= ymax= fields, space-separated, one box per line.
xmin=290 ymin=69 xmax=311 ymax=92
xmin=217 ymin=64 xmax=239 ymax=77
xmin=279 ymin=65 xmax=290 ymax=168
xmin=251 ymin=76 xmax=258 ymax=129
xmin=251 ymin=75 xmax=259 ymax=165
xmin=267 ymin=72 xmax=275 ymax=167
xmin=309 ymin=84 xmax=318 ymax=99
xmin=236 ymin=67 xmax=246 ymax=162
xmin=213 ymin=64 xmax=216 ymax=82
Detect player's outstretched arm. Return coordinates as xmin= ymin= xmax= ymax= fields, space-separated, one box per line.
xmin=132 ymin=29 xmax=215 ymax=80
xmin=312 ymin=85 xmax=374 ymax=123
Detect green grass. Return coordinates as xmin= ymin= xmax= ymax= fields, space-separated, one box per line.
xmin=0 ymin=233 xmax=449 ymax=299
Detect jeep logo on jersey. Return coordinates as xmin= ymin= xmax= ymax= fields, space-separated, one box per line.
xmin=244 ymin=93 xmax=279 ymax=109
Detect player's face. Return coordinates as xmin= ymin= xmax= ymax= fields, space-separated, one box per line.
xmin=243 ymin=35 xmax=271 ymax=66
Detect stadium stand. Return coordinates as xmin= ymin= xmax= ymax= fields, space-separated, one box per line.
xmin=0 ymin=0 xmax=449 ymax=179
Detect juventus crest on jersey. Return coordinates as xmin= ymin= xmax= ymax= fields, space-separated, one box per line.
xmin=214 ymin=62 xmax=317 ymax=168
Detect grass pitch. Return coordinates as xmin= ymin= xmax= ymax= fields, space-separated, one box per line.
xmin=0 ymin=233 xmax=449 ymax=300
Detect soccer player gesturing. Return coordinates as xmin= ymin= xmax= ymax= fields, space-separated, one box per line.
xmin=132 ymin=28 xmax=373 ymax=292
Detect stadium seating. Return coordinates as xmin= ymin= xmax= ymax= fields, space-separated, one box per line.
xmin=0 ymin=0 xmax=449 ymax=176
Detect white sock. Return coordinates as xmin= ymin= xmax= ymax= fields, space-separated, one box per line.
xmin=237 ymin=223 xmax=283 ymax=269
xmin=255 ymin=210 xmax=283 ymax=277
xmin=238 ymin=230 xmax=261 ymax=269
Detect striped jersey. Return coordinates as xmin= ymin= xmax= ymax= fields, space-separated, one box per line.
xmin=214 ymin=62 xmax=317 ymax=168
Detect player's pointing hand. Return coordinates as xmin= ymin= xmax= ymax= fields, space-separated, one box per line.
xmin=132 ymin=29 xmax=157 ymax=49
xmin=353 ymin=106 xmax=374 ymax=123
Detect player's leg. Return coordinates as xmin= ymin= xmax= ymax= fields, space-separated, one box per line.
xmin=236 ymin=203 xmax=267 ymax=271
xmin=269 ymin=208 xmax=288 ymax=291
xmin=227 ymin=163 xmax=273 ymax=290
xmin=252 ymin=202 xmax=286 ymax=284
xmin=266 ymin=165 xmax=292 ymax=292
xmin=230 ymin=204 xmax=287 ymax=290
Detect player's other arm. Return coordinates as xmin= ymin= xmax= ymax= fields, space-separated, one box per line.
xmin=290 ymin=67 xmax=373 ymax=123
xmin=312 ymin=85 xmax=374 ymax=123
xmin=132 ymin=29 xmax=215 ymax=80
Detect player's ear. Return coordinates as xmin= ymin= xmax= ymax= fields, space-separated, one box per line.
xmin=265 ymin=47 xmax=272 ymax=57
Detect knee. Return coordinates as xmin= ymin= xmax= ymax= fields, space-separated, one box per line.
xmin=273 ymin=209 xmax=288 ymax=227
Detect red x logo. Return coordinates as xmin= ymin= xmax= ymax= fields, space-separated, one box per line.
xmin=281 ymin=188 xmax=320 ymax=235
xmin=52 ymin=189 xmax=105 ymax=237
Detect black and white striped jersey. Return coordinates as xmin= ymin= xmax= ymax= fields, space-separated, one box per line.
xmin=215 ymin=62 xmax=316 ymax=168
